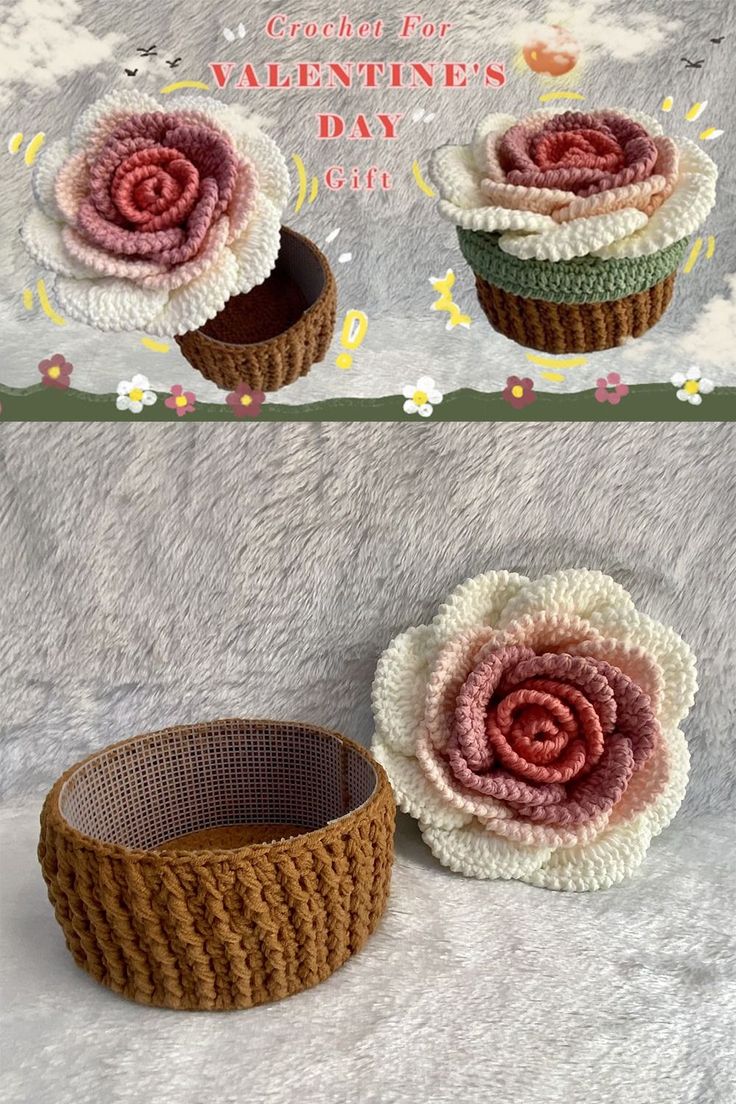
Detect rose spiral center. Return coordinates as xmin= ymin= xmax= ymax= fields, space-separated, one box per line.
xmin=111 ymin=146 xmax=201 ymax=231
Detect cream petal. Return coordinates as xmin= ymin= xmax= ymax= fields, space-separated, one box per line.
xmin=21 ymin=208 xmax=97 ymax=280
xmin=587 ymin=607 xmax=698 ymax=728
xmin=498 ymin=570 xmax=635 ymax=629
xmin=478 ymin=810 xmax=610 ymax=849
xmin=372 ymin=625 xmax=435 ymax=756
xmin=54 ymin=274 xmax=168 ymax=332
xmin=146 ymin=243 xmax=240 ymax=337
xmin=470 ymin=112 xmax=519 ymax=170
xmin=31 ymin=139 xmax=70 ymax=221
xmin=372 ymin=743 xmax=472 ymax=830
xmin=432 ymin=571 xmax=530 ymax=641
xmin=61 ymin=226 xmax=168 ymax=280
xmin=228 ymin=194 xmax=282 ymax=293
xmin=430 ymin=143 xmax=492 ymax=211
xmin=422 ymin=821 xmax=551 ymax=881
xmin=499 ymin=208 xmax=649 ymax=262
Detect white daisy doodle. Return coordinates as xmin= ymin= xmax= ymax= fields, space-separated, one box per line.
xmin=116 ymin=374 xmax=157 ymax=414
xmin=403 ymin=376 xmax=443 ymax=418
xmin=671 ymin=366 xmax=715 ymax=405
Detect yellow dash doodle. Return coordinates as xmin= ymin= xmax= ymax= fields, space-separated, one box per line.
xmin=22 ymin=288 xmax=34 ymax=311
xmin=160 ymin=80 xmax=210 ymax=94
xmin=706 ymin=235 xmax=716 ymax=259
xmin=308 ymin=175 xmax=319 ymax=204
xmin=412 ymin=159 xmax=436 ymax=198
xmin=7 ymin=131 xmax=45 ymax=165
xmin=685 ymin=101 xmax=707 ymax=121
xmin=141 ymin=337 xmax=170 ymax=353
xmin=683 ymin=237 xmax=703 ymax=274
xmin=660 ymin=96 xmax=674 ymax=112
xmin=699 ymin=127 xmax=723 ymax=141
xmin=335 ymin=309 xmax=369 ymax=370
xmin=430 ymin=270 xmax=471 ymax=330
xmin=292 ymin=154 xmax=318 ymax=213
xmin=526 ymin=352 xmax=587 ymax=370
xmin=8 ymin=132 xmax=23 ymax=154
xmin=36 ymin=279 xmax=65 ymax=326
xmin=541 ymin=371 xmax=566 ymax=382
xmin=539 ymin=91 xmax=585 ymax=103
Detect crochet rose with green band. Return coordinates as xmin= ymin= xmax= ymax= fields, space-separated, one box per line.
xmin=430 ymin=109 xmax=717 ymax=352
xmin=372 ymin=570 xmax=697 ymax=891
xmin=21 ymin=90 xmax=290 ymax=336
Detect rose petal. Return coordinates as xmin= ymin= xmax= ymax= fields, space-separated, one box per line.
xmin=145 ymin=241 xmax=240 ymax=336
xmin=21 ymin=208 xmax=97 ymax=279
xmin=432 ymin=571 xmax=530 ymax=641
xmin=372 ymin=742 xmax=473 ymax=830
xmin=372 ymin=624 xmax=435 ymax=756
xmin=54 ymin=274 xmax=168 ymax=332
xmin=498 ymin=570 xmax=635 ymax=629
xmin=31 ymin=140 xmax=71 ymax=220
xmin=421 ymin=820 xmax=551 ymax=881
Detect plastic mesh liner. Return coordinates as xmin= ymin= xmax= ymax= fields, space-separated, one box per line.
xmin=58 ymin=720 xmax=378 ymax=851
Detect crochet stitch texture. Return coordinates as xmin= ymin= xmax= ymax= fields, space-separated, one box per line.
xmin=21 ymin=90 xmax=290 ymax=336
xmin=430 ymin=108 xmax=716 ymax=262
xmin=371 ymin=570 xmax=697 ymax=891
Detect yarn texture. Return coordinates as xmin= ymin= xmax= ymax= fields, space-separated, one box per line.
xmin=39 ymin=719 xmax=395 ymax=1010
xmin=21 ymin=90 xmax=290 ymax=336
xmin=430 ymin=108 xmax=716 ymax=262
xmin=371 ymin=570 xmax=697 ymax=891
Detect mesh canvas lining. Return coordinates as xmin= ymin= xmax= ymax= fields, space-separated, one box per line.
xmin=58 ymin=720 xmax=378 ymax=851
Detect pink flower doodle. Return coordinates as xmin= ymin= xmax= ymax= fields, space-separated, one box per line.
xmin=38 ymin=354 xmax=74 ymax=389
xmin=595 ymin=372 xmax=629 ymax=405
xmin=165 ymin=384 xmax=196 ymax=417
xmin=226 ymin=382 xmax=265 ymax=419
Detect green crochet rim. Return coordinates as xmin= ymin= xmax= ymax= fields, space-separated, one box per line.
xmin=456 ymin=229 xmax=689 ymax=305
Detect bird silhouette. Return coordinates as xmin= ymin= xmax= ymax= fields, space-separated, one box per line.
xmin=136 ymin=45 xmax=158 ymax=57
xmin=166 ymin=57 xmax=183 ymax=69
xmin=710 ymin=36 xmax=724 ymax=44
xmin=681 ymin=57 xmax=704 ymax=68
xmin=124 ymin=68 xmax=138 ymax=77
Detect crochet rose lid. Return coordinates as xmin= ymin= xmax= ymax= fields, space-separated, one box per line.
xmin=430 ymin=107 xmax=717 ymax=262
xmin=21 ymin=90 xmax=290 ymax=337
xmin=372 ymin=570 xmax=697 ymax=891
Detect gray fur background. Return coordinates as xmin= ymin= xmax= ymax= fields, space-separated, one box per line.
xmin=1 ymin=0 xmax=735 ymax=410
xmin=1 ymin=422 xmax=735 ymax=1103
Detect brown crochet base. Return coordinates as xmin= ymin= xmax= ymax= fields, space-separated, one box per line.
xmin=39 ymin=720 xmax=395 ymax=1011
xmin=176 ymin=227 xmax=337 ymax=392
xmin=474 ymin=272 xmax=676 ymax=353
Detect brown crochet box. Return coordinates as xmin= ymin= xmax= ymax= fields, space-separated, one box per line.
xmin=39 ymin=719 xmax=394 ymax=1011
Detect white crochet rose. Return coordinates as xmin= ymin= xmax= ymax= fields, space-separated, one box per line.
xmin=430 ymin=108 xmax=717 ymax=262
xmin=21 ymin=90 xmax=290 ymax=336
xmin=372 ymin=570 xmax=697 ymax=891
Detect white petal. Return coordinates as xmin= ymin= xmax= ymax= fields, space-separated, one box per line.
xmin=148 ymin=245 xmax=240 ymax=337
xmin=671 ymin=373 xmax=686 ymax=387
xmin=498 ymin=570 xmax=635 ymax=629
xmin=131 ymin=374 xmax=150 ymax=391
xmin=416 ymin=375 xmax=436 ymax=392
xmin=402 ymin=385 xmax=416 ymax=400
xmin=422 ymin=821 xmax=551 ymax=881
xmin=21 ymin=208 xmax=96 ymax=280
xmin=689 ymin=393 xmax=702 ymax=406
xmin=686 ymin=365 xmax=701 ymax=381
xmin=500 ymin=208 xmax=649 ymax=263
xmin=432 ymin=571 xmax=529 ymax=641
xmin=31 ymin=139 xmax=70 ymax=220
xmin=587 ymin=607 xmax=697 ymax=729
xmin=372 ymin=744 xmax=472 ymax=831
xmin=117 ymin=381 xmax=131 ymax=396
xmin=418 ymin=404 xmax=433 ymax=417
xmin=403 ymin=400 xmax=418 ymax=415
xmin=128 ymin=401 xmax=144 ymax=414
xmin=372 ymin=625 xmax=434 ymax=755
xmin=54 ymin=275 xmax=168 ymax=333
xmin=227 ymin=194 xmax=282 ymax=300
xmin=115 ymin=396 xmax=129 ymax=410
xmin=142 ymin=391 xmax=157 ymax=406
xmin=676 ymin=389 xmax=689 ymax=402
xmin=699 ymin=378 xmax=715 ymax=394
xmin=594 ymin=140 xmax=717 ymax=259
xmin=427 ymin=390 xmax=443 ymax=405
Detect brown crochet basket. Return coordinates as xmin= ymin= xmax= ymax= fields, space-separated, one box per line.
xmin=38 ymin=719 xmax=395 ymax=1011
xmin=473 ymin=272 xmax=676 ymax=355
xmin=176 ymin=227 xmax=337 ymax=392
